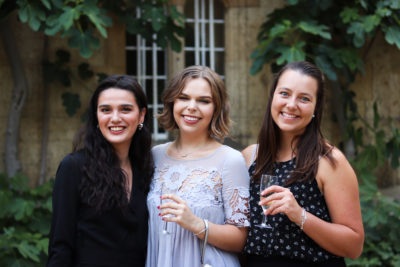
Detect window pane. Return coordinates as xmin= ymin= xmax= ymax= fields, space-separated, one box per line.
xmin=126 ymin=50 xmax=137 ymax=75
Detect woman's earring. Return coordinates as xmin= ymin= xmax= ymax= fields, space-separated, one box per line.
xmin=138 ymin=123 xmax=143 ymax=130
xmin=312 ymin=114 xmax=315 ymax=118
xmin=97 ymin=124 xmax=99 ymax=129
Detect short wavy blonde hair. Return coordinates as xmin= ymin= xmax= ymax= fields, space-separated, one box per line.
xmin=158 ymin=65 xmax=231 ymax=141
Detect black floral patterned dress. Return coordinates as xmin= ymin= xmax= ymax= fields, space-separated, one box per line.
xmin=243 ymin=158 xmax=346 ymax=267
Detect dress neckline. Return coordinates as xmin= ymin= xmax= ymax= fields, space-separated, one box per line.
xmin=163 ymin=142 xmax=224 ymax=162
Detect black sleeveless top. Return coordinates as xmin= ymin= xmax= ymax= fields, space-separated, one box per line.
xmin=243 ymin=159 xmax=345 ymax=264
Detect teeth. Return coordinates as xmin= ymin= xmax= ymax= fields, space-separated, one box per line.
xmin=110 ymin=127 xmax=123 ymax=131
xmin=282 ymin=113 xmax=297 ymax=118
xmin=184 ymin=116 xmax=199 ymax=121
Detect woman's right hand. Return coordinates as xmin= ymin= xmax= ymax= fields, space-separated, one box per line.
xmin=159 ymin=193 xmax=205 ymax=236
xmin=260 ymin=185 xmax=303 ymax=226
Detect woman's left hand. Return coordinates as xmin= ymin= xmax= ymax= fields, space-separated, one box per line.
xmin=159 ymin=194 xmax=204 ymax=233
xmin=260 ymin=185 xmax=303 ymax=225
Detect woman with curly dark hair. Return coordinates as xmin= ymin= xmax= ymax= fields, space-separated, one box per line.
xmin=47 ymin=75 xmax=154 ymax=267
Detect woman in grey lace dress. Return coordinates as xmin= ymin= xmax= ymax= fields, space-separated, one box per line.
xmin=146 ymin=66 xmax=250 ymax=267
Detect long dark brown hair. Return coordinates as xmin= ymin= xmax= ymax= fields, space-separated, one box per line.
xmin=254 ymin=61 xmax=335 ymax=184
xmin=73 ymin=75 xmax=154 ymax=212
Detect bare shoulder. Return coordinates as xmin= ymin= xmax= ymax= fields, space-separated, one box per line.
xmin=318 ymin=146 xmax=357 ymax=192
xmin=241 ymin=144 xmax=257 ymax=168
xmin=320 ymin=146 xmax=349 ymax=170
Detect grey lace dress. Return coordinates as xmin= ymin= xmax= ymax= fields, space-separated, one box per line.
xmin=146 ymin=143 xmax=250 ymax=267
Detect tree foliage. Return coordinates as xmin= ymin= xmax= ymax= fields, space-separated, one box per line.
xmin=0 ymin=173 xmax=53 ymax=265
xmin=1 ymin=0 xmax=185 ymax=58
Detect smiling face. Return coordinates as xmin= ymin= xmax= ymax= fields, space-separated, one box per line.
xmin=173 ymin=78 xmax=215 ymax=138
xmin=271 ymin=69 xmax=317 ymax=138
xmin=97 ymin=88 xmax=145 ymax=151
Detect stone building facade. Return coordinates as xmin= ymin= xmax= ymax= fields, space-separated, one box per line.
xmin=0 ymin=0 xmax=399 ymax=188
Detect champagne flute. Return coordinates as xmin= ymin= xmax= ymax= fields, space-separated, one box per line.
xmin=256 ymin=174 xmax=278 ymax=228
xmin=160 ymin=183 xmax=173 ymax=235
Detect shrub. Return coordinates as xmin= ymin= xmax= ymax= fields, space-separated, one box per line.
xmin=0 ymin=173 xmax=53 ymax=266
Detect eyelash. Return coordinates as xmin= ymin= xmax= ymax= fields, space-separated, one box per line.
xmin=177 ymin=96 xmax=211 ymax=103
xmin=280 ymin=91 xmax=289 ymax=96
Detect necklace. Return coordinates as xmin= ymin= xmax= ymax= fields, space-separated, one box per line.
xmin=175 ymin=146 xmax=195 ymax=158
xmin=173 ymin=142 xmax=210 ymax=158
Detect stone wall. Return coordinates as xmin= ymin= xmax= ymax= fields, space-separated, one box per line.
xmin=0 ymin=13 xmax=125 ymax=186
xmin=1 ymin=2 xmax=400 ymax=187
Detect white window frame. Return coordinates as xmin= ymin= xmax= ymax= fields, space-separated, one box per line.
xmin=185 ymin=0 xmax=225 ymax=77
xmin=125 ymin=10 xmax=168 ymax=141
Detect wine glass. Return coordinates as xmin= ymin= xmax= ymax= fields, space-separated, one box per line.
xmin=160 ymin=183 xmax=174 ymax=235
xmin=256 ymin=174 xmax=278 ymax=228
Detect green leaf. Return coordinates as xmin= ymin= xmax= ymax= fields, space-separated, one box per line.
xmin=340 ymin=7 xmax=359 ymax=23
xmin=315 ymin=55 xmax=337 ymax=80
xmin=36 ymin=238 xmax=49 ymax=255
xmin=29 ymin=15 xmax=41 ymax=31
xmin=337 ymin=48 xmax=364 ymax=73
xmin=250 ymin=57 xmax=267 ymax=75
xmin=68 ymin=29 xmax=99 ymax=58
xmin=61 ymin=92 xmax=81 ymax=116
xmin=276 ymin=42 xmax=306 ymax=65
xmin=362 ymin=15 xmax=381 ymax=33
xmin=383 ymin=25 xmax=400 ymax=49
xmin=40 ymin=0 xmax=51 ymax=9
xmin=269 ymin=22 xmax=290 ymax=38
xmin=286 ymin=0 xmax=299 ymax=4
xmin=78 ymin=63 xmax=94 ymax=80
xmin=347 ymin=21 xmax=366 ymax=47
xmin=169 ymin=5 xmax=185 ymax=25
xmin=151 ymin=8 xmax=166 ymax=32
xmin=18 ymin=4 xmax=28 ymax=23
xmin=9 ymin=198 xmax=35 ymax=221
xmin=16 ymin=240 xmax=40 ymax=262
xmin=51 ymin=0 xmax=63 ymax=9
xmin=59 ymin=6 xmax=77 ymax=30
xmin=297 ymin=20 xmax=331 ymax=39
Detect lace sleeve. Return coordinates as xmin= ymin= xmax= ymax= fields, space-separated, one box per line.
xmin=221 ymin=149 xmax=250 ymax=227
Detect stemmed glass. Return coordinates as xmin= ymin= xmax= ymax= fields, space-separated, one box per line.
xmin=256 ymin=174 xmax=278 ymax=228
xmin=160 ymin=183 xmax=173 ymax=235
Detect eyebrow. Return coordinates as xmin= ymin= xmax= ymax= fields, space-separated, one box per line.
xmin=98 ymin=104 xmax=134 ymax=108
xmin=179 ymin=93 xmax=213 ymax=99
xmin=277 ymin=87 xmax=314 ymax=98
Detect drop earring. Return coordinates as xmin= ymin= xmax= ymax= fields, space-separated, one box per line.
xmin=138 ymin=123 xmax=143 ymax=130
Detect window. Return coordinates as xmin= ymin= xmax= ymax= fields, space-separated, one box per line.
xmin=126 ymin=1 xmax=225 ymax=140
xmin=126 ymin=33 xmax=168 ymax=141
xmin=184 ymin=0 xmax=225 ymax=76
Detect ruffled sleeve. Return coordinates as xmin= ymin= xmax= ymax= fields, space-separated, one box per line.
xmin=221 ymin=149 xmax=250 ymax=227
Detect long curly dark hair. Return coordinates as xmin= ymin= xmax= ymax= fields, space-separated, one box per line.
xmin=254 ymin=61 xmax=335 ymax=184
xmin=73 ymin=75 xmax=154 ymax=212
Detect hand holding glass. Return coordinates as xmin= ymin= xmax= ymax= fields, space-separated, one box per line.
xmin=256 ymin=174 xmax=278 ymax=228
xmin=160 ymin=183 xmax=175 ymax=235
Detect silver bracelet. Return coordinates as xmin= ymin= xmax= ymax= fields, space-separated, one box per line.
xmin=194 ymin=220 xmax=206 ymax=236
xmin=300 ymin=208 xmax=307 ymax=230
xmin=200 ymin=219 xmax=209 ymax=266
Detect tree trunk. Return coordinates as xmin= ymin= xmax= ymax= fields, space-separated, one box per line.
xmin=0 ymin=16 xmax=28 ymax=178
xmin=38 ymin=36 xmax=49 ymax=185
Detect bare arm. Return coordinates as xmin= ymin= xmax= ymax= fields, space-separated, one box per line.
xmin=304 ymin=148 xmax=364 ymax=259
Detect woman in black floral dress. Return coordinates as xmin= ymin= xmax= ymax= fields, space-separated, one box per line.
xmin=241 ymin=61 xmax=364 ymax=266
